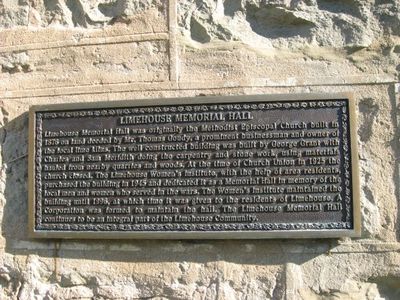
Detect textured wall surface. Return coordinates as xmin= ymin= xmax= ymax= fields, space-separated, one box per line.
xmin=0 ymin=0 xmax=400 ymax=299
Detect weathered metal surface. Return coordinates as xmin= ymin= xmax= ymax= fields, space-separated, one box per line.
xmin=28 ymin=94 xmax=360 ymax=239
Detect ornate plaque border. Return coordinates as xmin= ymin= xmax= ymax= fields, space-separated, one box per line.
xmin=28 ymin=93 xmax=361 ymax=239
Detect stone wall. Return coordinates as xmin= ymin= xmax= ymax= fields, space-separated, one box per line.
xmin=0 ymin=0 xmax=399 ymax=299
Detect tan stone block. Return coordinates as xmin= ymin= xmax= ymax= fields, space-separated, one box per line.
xmin=178 ymin=43 xmax=390 ymax=85
xmin=0 ymin=40 xmax=169 ymax=92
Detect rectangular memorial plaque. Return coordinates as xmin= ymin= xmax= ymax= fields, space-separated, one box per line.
xmin=28 ymin=94 xmax=360 ymax=239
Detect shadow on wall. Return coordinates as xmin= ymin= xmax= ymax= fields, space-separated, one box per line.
xmin=390 ymin=84 xmax=400 ymax=242
xmin=0 ymin=111 xmax=343 ymax=265
xmin=357 ymin=85 xmax=400 ymax=242
xmin=243 ymin=3 xmax=315 ymax=39
xmin=1 ymin=112 xmax=31 ymax=244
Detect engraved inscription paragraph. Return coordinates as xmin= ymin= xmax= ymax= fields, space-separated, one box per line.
xmin=33 ymin=99 xmax=354 ymax=233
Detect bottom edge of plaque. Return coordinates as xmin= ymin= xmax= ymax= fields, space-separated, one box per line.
xmin=29 ymin=229 xmax=361 ymax=239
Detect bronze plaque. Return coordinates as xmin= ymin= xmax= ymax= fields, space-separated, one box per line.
xmin=28 ymin=94 xmax=360 ymax=239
